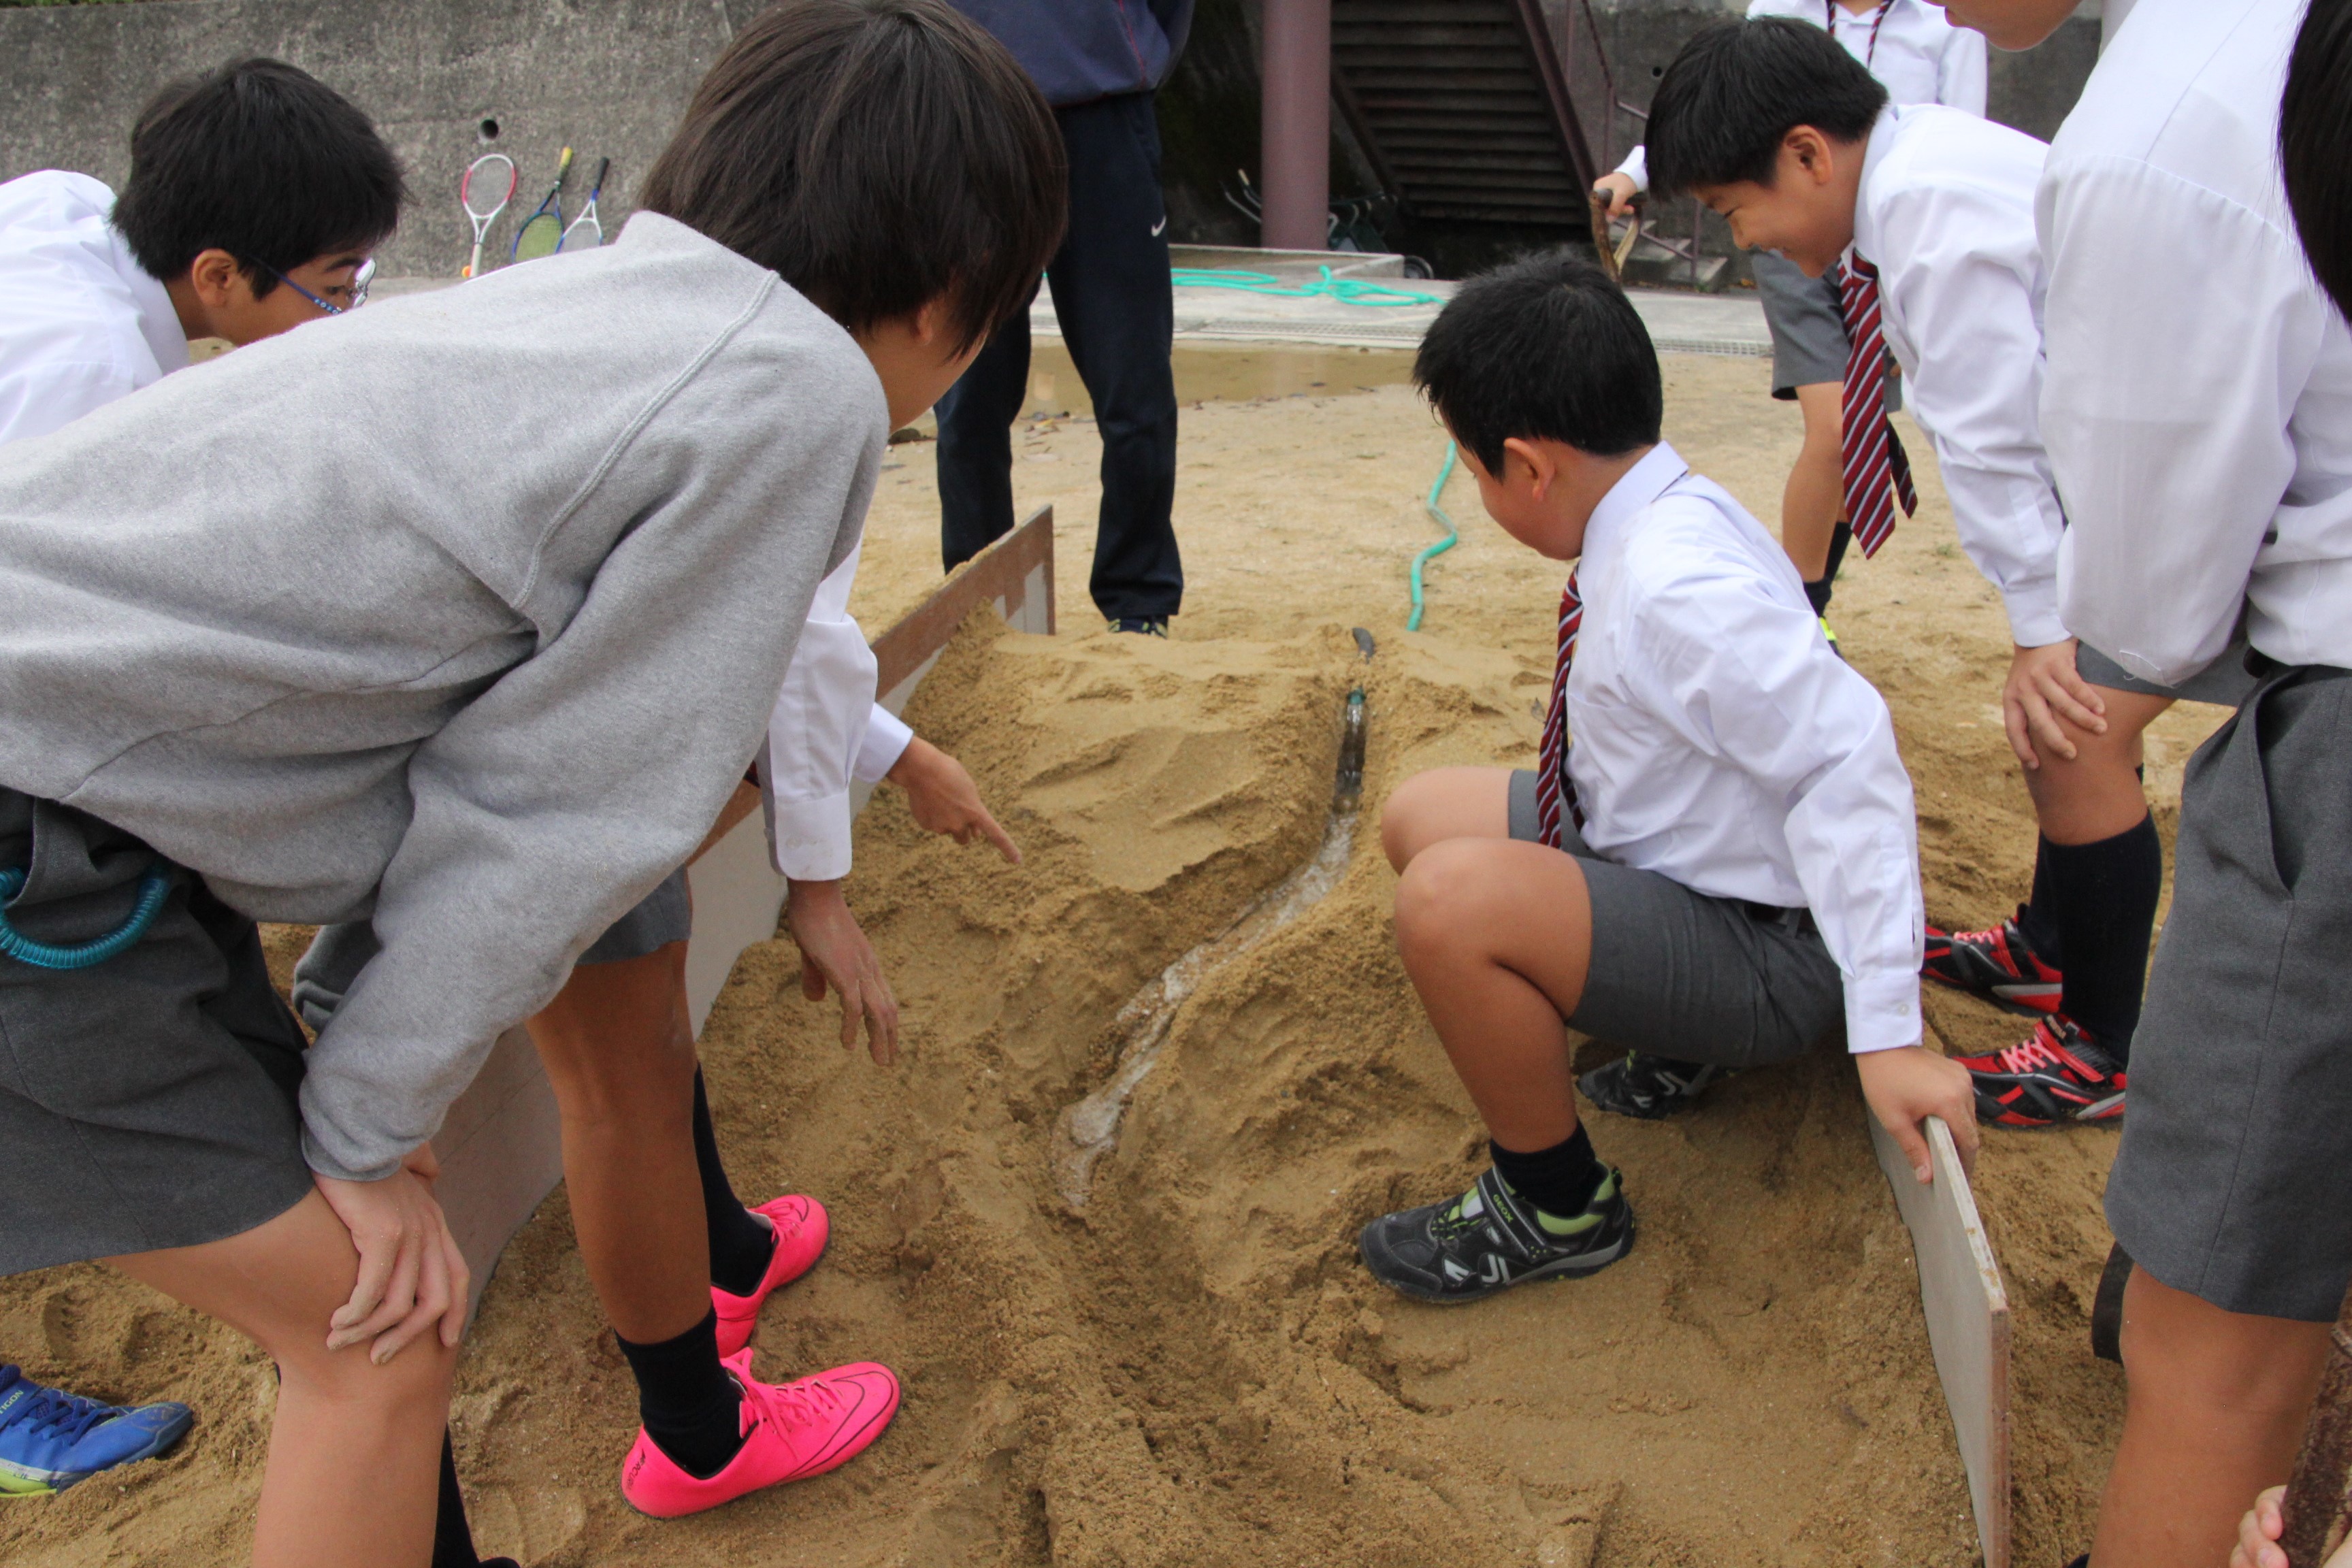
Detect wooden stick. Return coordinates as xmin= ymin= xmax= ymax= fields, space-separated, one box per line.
xmin=2282 ymin=1284 xmax=2352 ymax=1567
xmin=1589 ymin=192 xmax=1623 ymax=285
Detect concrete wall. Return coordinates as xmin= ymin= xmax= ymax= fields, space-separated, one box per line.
xmin=0 ymin=0 xmax=771 ymax=280
xmin=0 ymin=0 xmax=2110 ymax=278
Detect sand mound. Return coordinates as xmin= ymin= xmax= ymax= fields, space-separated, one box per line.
xmin=3 ymin=357 xmax=2204 ymax=1566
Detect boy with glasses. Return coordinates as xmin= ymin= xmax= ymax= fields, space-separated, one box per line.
xmin=0 ymin=56 xmax=399 ymax=444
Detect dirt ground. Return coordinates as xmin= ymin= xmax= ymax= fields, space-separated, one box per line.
xmin=0 ymin=346 xmax=2230 ymax=1567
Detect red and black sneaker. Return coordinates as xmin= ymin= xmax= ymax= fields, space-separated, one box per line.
xmin=1923 ymin=909 xmax=2062 ymax=1016
xmin=1956 ymin=1016 xmax=2125 ymax=1128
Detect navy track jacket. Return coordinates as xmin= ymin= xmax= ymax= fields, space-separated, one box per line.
xmin=947 ymin=0 xmax=1196 ymax=106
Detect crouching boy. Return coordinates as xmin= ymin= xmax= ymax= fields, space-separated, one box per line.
xmin=1359 ymin=253 xmax=1974 ymax=1303
xmin=0 ymin=0 xmax=1063 ymax=1560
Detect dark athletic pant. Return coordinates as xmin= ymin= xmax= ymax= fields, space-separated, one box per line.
xmin=935 ymin=91 xmax=1183 ymax=623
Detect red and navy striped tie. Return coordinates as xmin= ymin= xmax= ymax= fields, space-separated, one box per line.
xmin=1532 ymin=569 xmax=1584 ymax=849
xmin=1839 ymin=255 xmax=1916 ymax=557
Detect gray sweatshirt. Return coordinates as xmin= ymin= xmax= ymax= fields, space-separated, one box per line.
xmin=0 ymin=214 xmax=884 ymax=1181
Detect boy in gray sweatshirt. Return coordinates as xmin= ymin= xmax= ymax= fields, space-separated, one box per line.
xmin=0 ymin=1 xmax=1064 ymax=1558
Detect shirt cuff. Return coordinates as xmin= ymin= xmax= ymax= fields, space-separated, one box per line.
xmin=1614 ymin=144 xmax=1649 ymax=193
xmin=2002 ymin=583 xmax=2070 ymax=651
xmin=1842 ymin=973 xmax=1923 ymax=1056
xmin=769 ymin=789 xmax=853 ymax=882
xmin=853 ymin=706 xmax=915 ymax=784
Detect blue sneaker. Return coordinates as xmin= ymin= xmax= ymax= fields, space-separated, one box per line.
xmin=0 ymin=1365 xmax=193 ymax=1496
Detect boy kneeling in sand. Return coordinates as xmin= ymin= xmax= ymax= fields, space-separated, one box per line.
xmin=1358 ymin=253 xmax=1974 ymax=1303
xmin=0 ymin=0 xmax=1062 ymax=1560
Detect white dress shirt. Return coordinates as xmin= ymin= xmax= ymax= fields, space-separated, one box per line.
xmin=760 ymin=540 xmax=914 ymax=881
xmin=1854 ymin=103 xmax=2066 ymax=648
xmin=0 ymin=171 xmax=189 ymax=446
xmin=1613 ymin=0 xmax=1987 ymax=191
xmin=1570 ymin=443 xmax=1925 ymax=1054
xmin=2040 ymin=0 xmax=2352 ymax=684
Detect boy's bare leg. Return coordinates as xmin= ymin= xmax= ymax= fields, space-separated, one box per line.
xmin=1782 ymin=382 xmax=1845 ymax=583
xmin=2091 ymin=1267 xmax=2331 ymax=1568
xmin=2019 ymin=684 xmax=2174 ymax=847
xmin=1393 ymin=834 xmax=1595 ymax=1151
xmin=110 ymin=1191 xmax=456 ymax=1568
xmin=1379 ymin=765 xmax=1514 ymax=872
xmin=527 ymin=940 xmax=710 ymax=1344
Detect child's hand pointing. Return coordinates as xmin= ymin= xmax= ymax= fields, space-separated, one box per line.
xmin=886 ymin=736 xmax=1020 ymax=863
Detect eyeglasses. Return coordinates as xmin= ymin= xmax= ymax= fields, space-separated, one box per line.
xmin=256 ymin=256 xmax=376 ymax=315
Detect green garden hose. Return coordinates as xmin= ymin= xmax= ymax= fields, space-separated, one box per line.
xmin=1408 ymin=442 xmax=1460 ymax=632
xmin=1168 ymin=265 xmax=1441 ymax=308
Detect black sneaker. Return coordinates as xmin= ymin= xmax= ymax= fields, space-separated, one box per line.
xmin=1357 ymin=1166 xmax=1634 ymax=1304
xmin=1107 ymin=617 xmax=1168 ymax=637
xmin=1578 ymin=1051 xmax=1724 ymax=1120
xmin=1923 ymin=907 xmax=2063 ymax=1016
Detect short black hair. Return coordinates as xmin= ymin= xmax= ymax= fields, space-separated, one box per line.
xmin=112 ymin=57 xmax=405 ymax=297
xmin=1414 ymin=250 xmax=1663 ymax=472
xmin=1646 ymin=18 xmax=1889 ymax=198
xmin=640 ymin=0 xmax=1066 ymax=353
xmin=2284 ymin=0 xmax=2352 ymax=318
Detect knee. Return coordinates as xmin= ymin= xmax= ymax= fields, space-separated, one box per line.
xmin=278 ymin=1332 xmax=457 ymax=1417
xmin=1394 ymin=839 xmax=1505 ymax=960
xmin=1380 ymin=770 xmax=1463 ymax=872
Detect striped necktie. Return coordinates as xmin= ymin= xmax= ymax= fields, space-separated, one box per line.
xmin=1839 ymin=254 xmax=1916 ymax=557
xmin=1532 ymin=569 xmax=1584 ymax=849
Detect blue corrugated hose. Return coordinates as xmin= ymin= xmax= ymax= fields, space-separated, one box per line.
xmin=1409 ymin=441 xmax=1460 ymax=632
xmin=0 ymin=862 xmax=173 ymax=969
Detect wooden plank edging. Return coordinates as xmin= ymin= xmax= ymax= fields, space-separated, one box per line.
xmin=1871 ymin=1113 xmax=2012 ymax=1568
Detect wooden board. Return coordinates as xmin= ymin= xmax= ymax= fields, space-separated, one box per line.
xmin=1871 ymin=1113 xmax=2012 ymax=1568
xmin=431 ymin=504 xmax=1058 ymax=1322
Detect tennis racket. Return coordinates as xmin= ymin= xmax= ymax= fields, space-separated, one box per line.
xmin=559 ymin=157 xmax=609 ymax=252
xmin=511 ymin=146 xmax=574 ymax=263
xmin=459 ymin=152 xmax=517 ymax=279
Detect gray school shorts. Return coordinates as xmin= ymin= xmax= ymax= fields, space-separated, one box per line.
xmin=293 ymin=869 xmax=691 ymax=1034
xmin=0 ymin=788 xmax=312 ymax=1275
xmin=1753 ymin=250 xmax=1901 ymax=411
xmin=2106 ymin=664 xmax=2352 ymax=1322
xmin=1506 ymin=770 xmax=1846 ymax=1065
xmin=2076 ymin=639 xmax=2260 ymax=708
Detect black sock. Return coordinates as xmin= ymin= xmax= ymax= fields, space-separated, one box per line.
xmin=2045 ymin=815 xmax=2161 ymax=1063
xmin=1490 ymin=1126 xmax=1605 ymax=1218
xmin=2015 ymin=835 xmax=2063 ymax=962
xmin=694 ymin=1069 xmax=774 ymax=1296
xmin=1802 ymin=519 xmax=1854 ymax=616
xmin=433 ymin=1428 xmax=483 ymax=1568
xmin=614 ymin=1311 xmax=745 ymax=1480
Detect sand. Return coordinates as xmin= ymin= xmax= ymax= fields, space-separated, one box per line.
xmin=0 ymin=349 xmax=2229 ymax=1567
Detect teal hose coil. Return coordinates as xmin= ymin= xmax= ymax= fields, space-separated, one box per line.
xmin=1167 ymin=265 xmax=1441 ymax=308
xmin=0 ymin=862 xmax=173 ymax=969
xmin=1408 ymin=441 xmax=1460 ymax=632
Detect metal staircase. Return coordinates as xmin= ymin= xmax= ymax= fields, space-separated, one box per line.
xmin=1330 ymin=0 xmax=1599 ymax=227
xmin=1330 ymin=0 xmax=1724 ymax=285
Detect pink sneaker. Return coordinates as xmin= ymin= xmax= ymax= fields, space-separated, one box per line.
xmin=713 ymin=1194 xmax=830 ymax=1357
xmin=619 ymin=1349 xmax=899 ymax=1518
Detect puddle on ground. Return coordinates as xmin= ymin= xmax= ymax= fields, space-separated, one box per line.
xmin=1021 ymin=340 xmax=1416 ymax=420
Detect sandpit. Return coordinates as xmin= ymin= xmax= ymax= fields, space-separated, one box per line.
xmin=0 ymin=349 xmax=2228 ymax=1567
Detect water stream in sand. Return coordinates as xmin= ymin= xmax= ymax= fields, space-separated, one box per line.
xmin=1053 ymin=655 xmax=1373 ymax=1209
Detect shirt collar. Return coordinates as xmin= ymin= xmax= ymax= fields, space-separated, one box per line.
xmin=119 ymin=250 xmax=191 ymax=378
xmin=1850 ymin=103 xmax=1906 ymax=271
xmin=1579 ymin=441 xmax=1690 ymax=570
